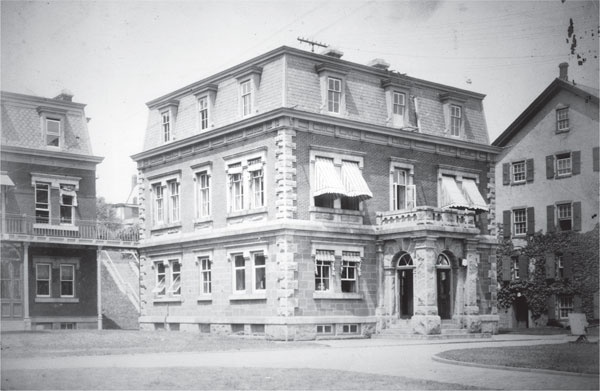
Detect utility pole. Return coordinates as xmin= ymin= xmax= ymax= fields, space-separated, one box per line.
xmin=297 ymin=37 xmax=328 ymax=52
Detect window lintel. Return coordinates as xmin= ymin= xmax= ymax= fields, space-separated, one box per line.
xmin=381 ymin=78 xmax=413 ymax=90
xmin=315 ymin=63 xmax=349 ymax=77
xmin=234 ymin=66 xmax=263 ymax=82
xmin=439 ymin=92 xmax=468 ymax=104
xmin=147 ymin=169 xmax=182 ymax=184
xmin=31 ymin=173 xmax=80 ymax=189
xmin=192 ymin=83 xmax=219 ymax=98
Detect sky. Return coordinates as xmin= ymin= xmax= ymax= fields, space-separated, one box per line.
xmin=2 ymin=0 xmax=599 ymax=203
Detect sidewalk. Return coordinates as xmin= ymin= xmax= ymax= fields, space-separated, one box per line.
xmin=4 ymin=333 xmax=598 ymax=390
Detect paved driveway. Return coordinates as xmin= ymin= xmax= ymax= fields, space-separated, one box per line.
xmin=3 ymin=334 xmax=598 ymax=390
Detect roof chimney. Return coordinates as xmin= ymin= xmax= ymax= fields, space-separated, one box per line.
xmin=320 ymin=47 xmax=344 ymax=59
xmin=559 ymin=62 xmax=569 ymax=81
xmin=54 ymin=89 xmax=74 ymax=102
xmin=367 ymin=58 xmax=390 ymax=71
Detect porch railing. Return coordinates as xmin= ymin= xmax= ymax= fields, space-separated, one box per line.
xmin=1 ymin=213 xmax=139 ymax=242
xmin=376 ymin=206 xmax=477 ymax=230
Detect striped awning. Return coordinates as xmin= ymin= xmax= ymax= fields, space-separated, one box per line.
xmin=440 ymin=176 xmax=470 ymax=209
xmin=0 ymin=172 xmax=14 ymax=187
xmin=315 ymin=250 xmax=335 ymax=262
xmin=314 ymin=157 xmax=346 ymax=198
xmin=342 ymin=251 xmax=361 ymax=263
xmin=461 ymin=178 xmax=489 ymax=212
xmin=341 ymin=161 xmax=373 ymax=201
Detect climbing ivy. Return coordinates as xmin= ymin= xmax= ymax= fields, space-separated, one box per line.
xmin=497 ymin=224 xmax=599 ymax=321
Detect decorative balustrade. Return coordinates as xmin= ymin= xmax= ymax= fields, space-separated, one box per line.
xmin=1 ymin=213 xmax=139 ymax=242
xmin=376 ymin=207 xmax=477 ymax=230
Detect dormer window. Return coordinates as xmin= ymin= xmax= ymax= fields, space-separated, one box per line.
xmin=235 ymin=67 xmax=262 ymax=119
xmin=192 ymin=84 xmax=218 ymax=132
xmin=161 ymin=111 xmax=171 ymax=143
xmin=37 ymin=106 xmax=67 ymax=149
xmin=156 ymin=100 xmax=179 ymax=144
xmin=393 ymin=92 xmax=406 ymax=116
xmin=381 ymin=78 xmax=412 ymax=129
xmin=241 ymin=80 xmax=252 ymax=117
xmin=440 ymin=92 xmax=467 ymax=138
xmin=198 ymin=97 xmax=208 ymax=130
xmin=316 ymin=63 xmax=348 ymax=116
xmin=327 ymin=77 xmax=342 ymax=113
xmin=46 ymin=118 xmax=61 ymax=147
xmin=450 ymin=105 xmax=462 ymax=137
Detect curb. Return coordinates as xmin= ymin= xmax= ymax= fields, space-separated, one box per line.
xmin=431 ymin=354 xmax=599 ymax=378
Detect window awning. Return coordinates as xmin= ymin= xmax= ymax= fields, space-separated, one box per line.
xmin=461 ymin=178 xmax=489 ymax=212
xmin=314 ymin=157 xmax=346 ymax=198
xmin=341 ymin=161 xmax=373 ymax=201
xmin=315 ymin=250 xmax=335 ymax=262
xmin=440 ymin=176 xmax=470 ymax=210
xmin=342 ymin=251 xmax=361 ymax=263
xmin=0 ymin=172 xmax=14 ymax=187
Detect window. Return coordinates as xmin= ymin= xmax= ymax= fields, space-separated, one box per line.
xmin=315 ymin=250 xmax=334 ymax=292
xmin=557 ymin=203 xmax=572 ymax=231
xmin=228 ymin=164 xmax=244 ymax=212
xmin=46 ymin=118 xmax=61 ymax=147
xmin=316 ymin=324 xmax=333 ymax=334
xmin=392 ymin=92 xmax=405 ymax=116
xmin=512 ymin=161 xmax=526 ymax=183
xmin=450 ymin=105 xmax=462 ymax=136
xmin=36 ymin=263 xmax=51 ymax=297
xmin=198 ymin=97 xmax=209 ymax=130
xmin=152 ymin=184 xmax=165 ymax=225
xmin=161 ymin=111 xmax=171 ymax=143
xmin=341 ymin=252 xmax=359 ymax=293
xmin=327 ymin=77 xmax=342 ymax=113
xmin=233 ymin=255 xmax=246 ymax=292
xmin=241 ymin=80 xmax=252 ymax=117
xmin=342 ymin=324 xmax=358 ymax=333
xmin=225 ymin=152 xmax=266 ymax=214
xmin=558 ymin=295 xmax=573 ymax=318
xmin=199 ymin=257 xmax=212 ymax=295
xmin=167 ymin=260 xmax=181 ymax=296
xmin=392 ymin=169 xmax=408 ymax=210
xmin=513 ymin=209 xmax=527 ymax=236
xmin=59 ymin=185 xmax=76 ymax=225
xmin=35 ymin=182 xmax=50 ymax=224
xmin=168 ymin=181 xmax=180 ymax=223
xmin=556 ymin=153 xmax=572 ymax=177
xmin=248 ymin=158 xmax=264 ymax=209
xmin=196 ymin=171 xmax=211 ymax=218
xmin=253 ymin=253 xmax=266 ymax=291
xmin=558 ymin=256 xmax=564 ymax=279
xmin=60 ymin=264 xmax=74 ymax=297
xmin=556 ymin=108 xmax=569 ymax=132
xmin=153 ymin=262 xmax=166 ymax=296
xmin=512 ymin=257 xmax=520 ymax=280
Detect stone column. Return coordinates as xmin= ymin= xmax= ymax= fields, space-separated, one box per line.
xmin=375 ymin=241 xmax=384 ymax=330
xmin=411 ymin=236 xmax=440 ymax=335
xmin=275 ymin=127 xmax=297 ymax=220
xmin=464 ymin=239 xmax=481 ymax=332
xmin=23 ymin=242 xmax=30 ymax=330
xmin=97 ymin=247 xmax=103 ymax=330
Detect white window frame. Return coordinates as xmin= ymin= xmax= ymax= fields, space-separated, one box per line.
xmin=311 ymin=242 xmax=364 ymax=295
xmin=224 ymin=149 xmax=267 ymax=214
xmin=45 ymin=118 xmax=61 ymax=148
xmin=252 ymin=252 xmax=266 ymax=291
xmin=556 ymin=107 xmax=569 ymax=132
xmin=168 ymin=180 xmax=180 ymax=223
xmin=327 ymin=77 xmax=342 ymax=113
xmin=240 ymin=80 xmax=252 ymax=117
xmin=557 ymin=203 xmax=573 ymax=231
xmin=341 ymin=252 xmax=359 ymax=293
xmin=149 ymin=172 xmax=181 ymax=227
xmin=512 ymin=161 xmax=526 ymax=184
xmin=59 ymin=264 xmax=75 ymax=298
xmin=152 ymin=183 xmax=165 ymax=225
xmin=316 ymin=64 xmax=347 ymax=116
xmin=198 ymin=256 xmax=212 ymax=295
xmin=194 ymin=166 xmax=212 ymax=219
xmin=35 ymin=182 xmax=50 ymax=224
xmin=235 ymin=67 xmax=261 ymax=119
xmin=227 ymin=244 xmax=268 ymax=296
xmin=161 ymin=111 xmax=171 ymax=143
xmin=558 ymin=256 xmax=564 ymax=279
xmin=558 ymin=295 xmax=573 ymax=319
xmin=555 ymin=153 xmax=572 ymax=177
xmin=153 ymin=261 xmax=167 ymax=296
xmin=198 ymin=96 xmax=209 ymax=130
xmin=232 ymin=253 xmax=246 ymax=293
xmin=193 ymin=84 xmax=217 ymax=132
xmin=450 ymin=105 xmax=462 ymax=137
xmin=513 ymin=208 xmax=527 ymax=236
xmin=390 ymin=159 xmax=416 ymax=211
xmin=36 ymin=263 xmax=51 ymax=297
xmin=59 ymin=185 xmax=77 ymax=226
xmin=512 ymin=257 xmax=520 ymax=280
xmin=315 ymin=250 xmax=334 ymax=292
xmin=166 ymin=259 xmax=181 ymax=296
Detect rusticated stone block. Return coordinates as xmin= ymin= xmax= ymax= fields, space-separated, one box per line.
xmin=411 ymin=315 xmax=441 ymax=335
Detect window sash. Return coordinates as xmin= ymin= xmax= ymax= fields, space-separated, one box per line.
xmin=168 ymin=260 xmax=181 ymax=295
xmin=60 ymin=264 xmax=74 ymax=297
xmin=450 ymin=105 xmax=461 ymax=136
xmin=162 ymin=112 xmax=170 ymax=142
xmin=392 ymin=92 xmax=405 ymax=116
xmin=254 ymin=253 xmax=266 ymax=291
xmin=327 ymin=77 xmax=341 ymax=113
xmin=154 ymin=263 xmax=166 ymax=295
xmin=315 ymin=260 xmax=331 ymax=291
xmin=36 ymin=264 xmax=51 ymax=297
xmin=512 ymin=258 xmax=520 ymax=279
xmin=200 ymin=258 xmax=211 ymax=294
xmin=241 ymin=81 xmax=252 ymax=116
xmin=250 ymin=169 xmax=264 ymax=208
xmin=557 ymin=204 xmax=572 ymax=219
xmin=557 ymin=108 xmax=569 ymax=130
xmin=558 ymin=295 xmax=573 ymax=318
xmin=197 ymin=172 xmax=210 ymax=218
xmin=169 ymin=181 xmax=180 ymax=223
xmin=35 ymin=183 xmax=50 ymax=224
xmin=393 ymin=169 xmax=407 ymax=210
xmin=46 ymin=119 xmax=60 ymax=146
xmin=234 ymin=255 xmax=246 ymax=292
xmin=513 ymin=209 xmax=527 ymax=235
xmin=512 ymin=162 xmax=526 ymax=183
xmin=230 ymin=173 xmax=244 ymax=212
xmin=556 ymin=156 xmax=572 ymax=176
xmin=153 ymin=185 xmax=165 ymax=224
xmin=199 ymin=98 xmax=208 ymax=130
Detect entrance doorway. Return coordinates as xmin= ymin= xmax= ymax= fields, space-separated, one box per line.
xmin=395 ymin=252 xmax=414 ymax=318
xmin=514 ymin=295 xmax=529 ymax=328
xmin=1 ymin=258 xmax=23 ymax=320
xmin=436 ymin=253 xmax=452 ymax=320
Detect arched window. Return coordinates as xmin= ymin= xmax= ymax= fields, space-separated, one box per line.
xmin=397 ymin=252 xmax=413 ymax=268
xmin=436 ymin=253 xmax=451 ymax=268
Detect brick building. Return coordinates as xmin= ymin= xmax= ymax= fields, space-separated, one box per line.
xmin=493 ymin=63 xmax=599 ymax=328
xmin=0 ymin=90 xmax=137 ymax=331
xmin=132 ymin=46 xmax=500 ymax=339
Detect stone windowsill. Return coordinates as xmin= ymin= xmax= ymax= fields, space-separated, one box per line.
xmin=229 ymin=292 xmax=267 ymax=301
xmin=196 ymin=295 xmax=212 ymax=302
xmin=226 ymin=207 xmax=268 ymax=219
xmin=153 ymin=296 xmax=182 ymax=304
xmin=150 ymin=223 xmax=182 ymax=232
xmin=35 ymin=297 xmax=80 ymax=303
xmin=193 ymin=217 xmax=213 ymax=225
xmin=554 ymin=173 xmax=572 ymax=180
xmin=313 ymin=291 xmax=363 ymax=300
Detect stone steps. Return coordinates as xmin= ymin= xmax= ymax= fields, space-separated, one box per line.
xmin=375 ymin=318 xmax=491 ymax=340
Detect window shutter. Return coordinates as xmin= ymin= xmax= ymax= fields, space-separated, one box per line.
xmin=502 ymin=163 xmax=510 ymax=185
xmin=547 ymin=295 xmax=556 ymax=320
xmin=572 ymin=151 xmax=581 ymax=175
xmin=573 ymin=201 xmax=582 ymax=231
xmin=526 ymin=159 xmax=534 ymax=182
xmin=526 ymin=207 xmax=535 ymax=235
xmin=503 ymin=210 xmax=511 ymax=239
xmin=545 ymin=252 xmax=555 ymax=279
xmin=518 ymin=255 xmax=529 ymax=280
xmin=406 ymin=185 xmax=416 ymax=209
xmin=546 ymin=205 xmax=555 ymax=233
xmin=502 ymin=256 xmax=512 ymax=282
xmin=546 ymin=155 xmax=555 ymax=179
xmin=562 ymin=253 xmax=573 ymax=279
xmin=593 ymin=147 xmax=599 ymax=172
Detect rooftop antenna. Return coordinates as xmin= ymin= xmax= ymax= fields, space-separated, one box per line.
xmin=297 ymin=37 xmax=328 ymax=52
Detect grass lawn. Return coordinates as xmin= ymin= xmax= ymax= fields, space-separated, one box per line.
xmin=1 ymin=367 xmax=482 ymax=390
xmin=438 ymin=342 xmax=599 ymax=374
xmin=0 ymin=330 xmax=321 ymax=358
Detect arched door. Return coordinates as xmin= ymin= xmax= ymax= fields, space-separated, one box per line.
xmin=436 ymin=253 xmax=452 ymax=319
xmin=396 ymin=252 xmax=414 ymax=318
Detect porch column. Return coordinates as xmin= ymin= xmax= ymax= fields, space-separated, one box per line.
xmin=97 ymin=247 xmax=102 ymax=330
xmin=23 ymin=242 xmax=30 ymax=330
xmin=464 ymin=239 xmax=481 ymax=333
xmin=411 ymin=236 xmax=440 ymax=335
xmin=375 ymin=240 xmax=384 ymax=312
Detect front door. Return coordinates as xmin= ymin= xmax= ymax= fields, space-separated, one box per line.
xmin=514 ymin=296 xmax=528 ymax=328
xmin=0 ymin=258 xmax=23 ymax=320
xmin=436 ymin=268 xmax=451 ymax=319
xmin=398 ymin=269 xmax=413 ymax=318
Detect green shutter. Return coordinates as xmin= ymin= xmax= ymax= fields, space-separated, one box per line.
xmin=572 ymin=151 xmax=581 ymax=175
xmin=518 ymin=255 xmax=529 ymax=280
xmin=545 ymin=252 xmax=555 ymax=279
xmin=593 ymin=147 xmax=599 ymax=172
xmin=573 ymin=201 xmax=582 ymax=231
xmin=527 ymin=207 xmax=535 ymax=235
xmin=546 ymin=205 xmax=555 ymax=233
xmin=526 ymin=159 xmax=534 ymax=182
xmin=546 ymin=155 xmax=555 ymax=179
xmin=502 ymin=163 xmax=510 ymax=185
xmin=502 ymin=256 xmax=512 ymax=282
xmin=503 ymin=210 xmax=511 ymax=239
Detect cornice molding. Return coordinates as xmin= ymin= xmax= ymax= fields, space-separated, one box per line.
xmin=0 ymin=145 xmax=103 ymax=165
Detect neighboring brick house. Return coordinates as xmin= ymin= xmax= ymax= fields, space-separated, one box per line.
xmin=0 ymin=91 xmax=137 ymax=331
xmin=132 ymin=46 xmax=500 ymax=339
xmin=493 ymin=63 xmax=599 ymax=328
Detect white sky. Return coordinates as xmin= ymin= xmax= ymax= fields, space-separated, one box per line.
xmin=2 ymin=0 xmax=599 ymax=203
